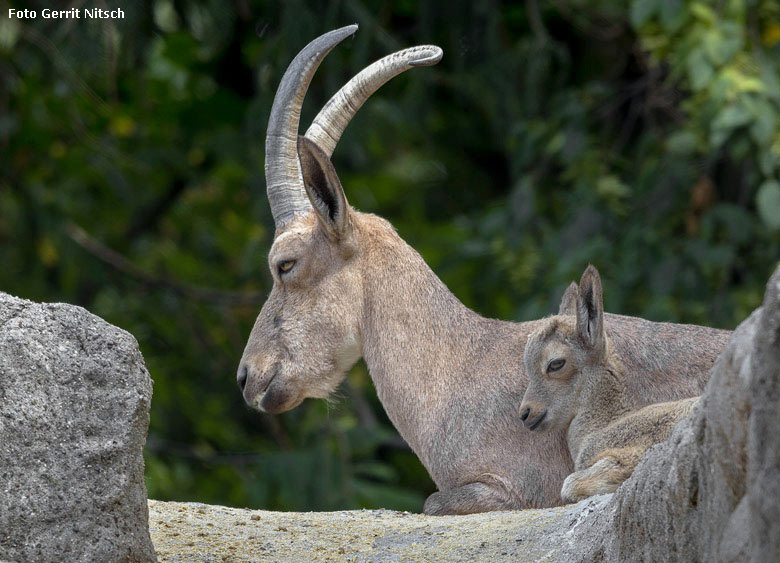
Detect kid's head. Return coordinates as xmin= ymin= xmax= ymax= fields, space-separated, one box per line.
xmin=519 ymin=265 xmax=607 ymax=432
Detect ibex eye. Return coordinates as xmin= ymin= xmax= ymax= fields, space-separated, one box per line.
xmin=278 ymin=260 xmax=296 ymax=274
xmin=547 ymin=358 xmax=566 ymax=373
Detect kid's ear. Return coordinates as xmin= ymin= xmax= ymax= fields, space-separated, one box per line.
xmin=297 ymin=136 xmax=352 ymax=240
xmin=558 ymin=282 xmax=579 ymax=315
xmin=576 ymin=265 xmax=605 ymax=350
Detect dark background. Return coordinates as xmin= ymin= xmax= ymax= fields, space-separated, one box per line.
xmin=2 ymin=0 xmax=779 ymax=511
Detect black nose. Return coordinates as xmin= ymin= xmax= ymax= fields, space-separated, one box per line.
xmin=525 ymin=409 xmax=547 ymax=431
xmin=520 ymin=407 xmax=530 ymax=421
xmin=237 ymin=364 xmax=248 ymax=392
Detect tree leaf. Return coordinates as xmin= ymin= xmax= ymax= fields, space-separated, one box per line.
xmin=687 ymin=48 xmax=714 ymax=91
xmin=630 ymin=0 xmax=658 ymax=28
xmin=667 ymin=131 xmax=700 ymax=155
xmin=756 ymin=180 xmax=780 ymax=231
xmin=712 ymin=104 xmax=752 ymax=134
xmin=660 ymin=0 xmax=684 ymax=32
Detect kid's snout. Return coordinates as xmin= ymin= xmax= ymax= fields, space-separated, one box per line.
xmin=519 ymin=402 xmax=548 ymax=431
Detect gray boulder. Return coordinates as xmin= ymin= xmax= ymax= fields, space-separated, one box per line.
xmin=0 ymin=292 xmax=156 ymax=562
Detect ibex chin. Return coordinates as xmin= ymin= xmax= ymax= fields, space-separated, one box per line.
xmin=520 ymin=265 xmax=700 ymax=503
xmin=237 ymin=25 xmax=731 ymax=514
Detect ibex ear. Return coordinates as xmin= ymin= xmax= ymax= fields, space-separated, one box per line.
xmin=558 ymin=282 xmax=579 ymax=315
xmin=576 ymin=265 xmax=605 ymax=351
xmin=298 ymin=136 xmax=351 ymax=240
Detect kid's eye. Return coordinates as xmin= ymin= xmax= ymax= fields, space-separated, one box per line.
xmin=278 ymin=260 xmax=296 ymax=274
xmin=547 ymin=358 xmax=566 ymax=373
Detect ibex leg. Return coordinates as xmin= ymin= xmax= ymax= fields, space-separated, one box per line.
xmin=423 ymin=474 xmax=514 ymax=515
xmin=560 ymin=447 xmax=643 ymax=503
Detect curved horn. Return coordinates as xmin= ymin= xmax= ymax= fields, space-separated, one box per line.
xmin=305 ymin=45 xmax=443 ymax=157
xmin=265 ymin=25 xmax=358 ymax=228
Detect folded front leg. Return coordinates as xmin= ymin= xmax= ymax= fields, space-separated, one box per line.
xmin=561 ymin=447 xmax=643 ymax=503
xmin=423 ymin=474 xmax=514 ymax=515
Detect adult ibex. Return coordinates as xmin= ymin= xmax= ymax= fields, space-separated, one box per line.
xmin=520 ymin=266 xmax=699 ymax=503
xmin=237 ymin=25 xmax=731 ymax=514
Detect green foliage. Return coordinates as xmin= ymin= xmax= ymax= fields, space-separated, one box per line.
xmin=1 ymin=0 xmax=778 ymax=511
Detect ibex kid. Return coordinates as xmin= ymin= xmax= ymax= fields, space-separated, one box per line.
xmin=519 ymin=265 xmax=699 ymax=503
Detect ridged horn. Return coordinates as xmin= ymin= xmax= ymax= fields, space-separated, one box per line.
xmin=265 ymin=25 xmax=358 ymax=228
xmin=304 ymin=45 xmax=443 ymax=157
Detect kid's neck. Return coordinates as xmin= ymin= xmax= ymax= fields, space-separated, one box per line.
xmin=568 ymin=361 xmax=632 ymax=456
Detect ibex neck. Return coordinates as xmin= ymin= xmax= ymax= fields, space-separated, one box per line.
xmin=357 ymin=221 xmax=493 ymax=467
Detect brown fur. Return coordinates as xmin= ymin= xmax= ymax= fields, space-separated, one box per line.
xmin=520 ymin=265 xmax=700 ymax=503
xmin=239 ymin=140 xmax=730 ymax=514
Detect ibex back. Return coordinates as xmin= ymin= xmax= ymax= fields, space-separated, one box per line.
xmin=520 ymin=266 xmax=700 ymax=503
xmin=237 ymin=26 xmax=731 ymax=514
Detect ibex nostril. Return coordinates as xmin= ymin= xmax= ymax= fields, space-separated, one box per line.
xmin=526 ymin=409 xmax=547 ymax=431
xmin=520 ymin=407 xmax=530 ymax=421
xmin=237 ymin=364 xmax=248 ymax=392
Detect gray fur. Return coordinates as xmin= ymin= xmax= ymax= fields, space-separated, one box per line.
xmin=558 ymin=282 xmax=578 ymax=315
